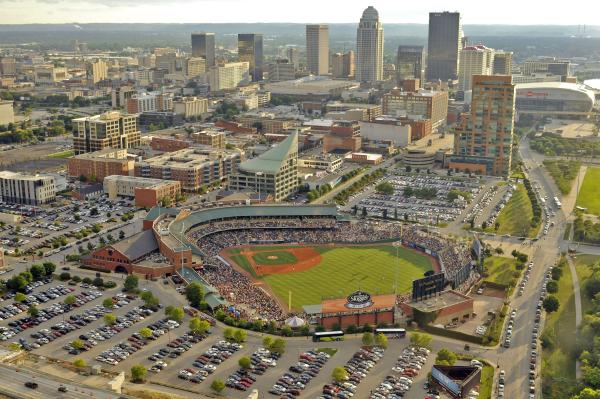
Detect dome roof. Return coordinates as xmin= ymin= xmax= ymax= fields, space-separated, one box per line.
xmin=361 ymin=6 xmax=379 ymax=20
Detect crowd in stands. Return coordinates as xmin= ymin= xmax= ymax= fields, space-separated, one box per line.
xmin=185 ymin=217 xmax=474 ymax=322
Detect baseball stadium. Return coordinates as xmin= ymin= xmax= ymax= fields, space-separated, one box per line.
xmin=165 ymin=204 xmax=474 ymax=323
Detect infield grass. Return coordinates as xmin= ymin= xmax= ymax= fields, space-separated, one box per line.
xmin=577 ymin=167 xmax=600 ymax=215
xmin=230 ymin=245 xmax=433 ymax=309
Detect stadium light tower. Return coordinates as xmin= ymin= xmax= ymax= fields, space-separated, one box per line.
xmin=392 ymin=241 xmax=402 ymax=296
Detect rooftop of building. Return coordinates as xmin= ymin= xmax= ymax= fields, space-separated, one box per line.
xmin=137 ymin=147 xmax=240 ymax=168
xmin=72 ymin=148 xmax=129 ymax=160
xmin=237 ymin=131 xmax=297 ymax=174
xmin=111 ymin=229 xmax=158 ymax=261
xmin=515 ymin=81 xmax=596 ymax=97
xmin=386 ymin=88 xmax=445 ymax=97
xmin=0 ymin=171 xmax=53 ymax=181
xmin=326 ymin=101 xmax=381 ymax=110
xmin=408 ymin=290 xmax=472 ymax=313
xmin=73 ymin=111 xmax=137 ymax=122
xmin=265 ymin=76 xmax=359 ymax=95
xmin=103 ymin=175 xmax=178 ymax=188
xmin=299 ymin=153 xmax=342 ymax=161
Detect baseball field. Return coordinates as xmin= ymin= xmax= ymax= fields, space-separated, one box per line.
xmin=223 ymin=244 xmax=435 ymax=310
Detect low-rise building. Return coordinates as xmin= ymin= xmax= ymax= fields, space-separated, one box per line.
xmin=192 ymin=130 xmax=225 ymax=149
xmin=323 ymin=121 xmax=362 ymax=153
xmin=324 ymin=102 xmax=382 ymax=121
xmin=67 ymin=148 xmax=133 ymax=182
xmin=345 ymin=152 xmax=383 ymax=165
xmin=382 ymin=88 xmax=448 ymax=129
xmin=265 ymin=76 xmax=360 ymax=100
xmin=359 ymin=118 xmax=412 ymax=148
xmin=298 ymin=153 xmax=343 ymax=172
xmin=0 ymin=171 xmax=56 ymax=205
xmin=103 ymin=175 xmax=181 ymax=207
xmin=207 ymin=62 xmax=250 ymax=91
xmin=150 ymin=136 xmax=191 ymax=152
xmin=134 ymin=148 xmax=242 ymax=192
xmin=173 ymin=96 xmax=208 ymax=119
xmin=34 ymin=65 xmax=67 ymax=85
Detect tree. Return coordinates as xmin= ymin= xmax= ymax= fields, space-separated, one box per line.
xmin=375 ymin=182 xmax=394 ymax=195
xmin=64 ymin=295 xmax=76 ymax=306
xmin=139 ymin=327 xmax=153 ymax=340
xmin=119 ymin=230 xmax=125 ymax=239
xmin=211 ymin=379 xmax=225 ymax=393
xmin=92 ymin=277 xmax=104 ymax=287
xmin=165 ymin=306 xmax=184 ymax=323
xmin=262 ymin=336 xmax=273 ymax=349
xmin=30 ymin=264 xmax=45 ymax=280
xmin=233 ymin=329 xmax=247 ymax=343
xmin=102 ymin=298 xmax=114 ymax=309
xmin=332 ymin=366 xmax=348 ymax=382
xmin=223 ymin=327 xmax=234 ymax=341
xmin=436 ymin=348 xmax=458 ymax=365
xmin=270 ymin=338 xmax=286 ymax=355
xmin=189 ymin=318 xmax=210 ymax=335
xmin=123 ymin=275 xmax=138 ymax=291
xmin=543 ymin=295 xmax=560 ymax=313
xmin=14 ymin=292 xmax=26 ymax=302
xmin=59 ymin=272 xmax=71 ymax=281
xmin=73 ymin=359 xmax=86 ymax=368
xmin=71 ymin=339 xmax=84 ymax=350
xmin=546 ymin=280 xmax=558 ymax=294
xmin=410 ymin=332 xmax=432 ymax=348
xmin=238 ymin=356 xmax=252 ymax=369
xmin=375 ymin=333 xmax=388 ymax=349
xmin=130 ymin=364 xmax=147 ymax=383
xmin=185 ymin=282 xmax=204 ymax=307
xmin=28 ymin=305 xmax=39 ymax=317
xmin=280 ymin=325 xmax=293 ymax=337
xmin=362 ymin=332 xmax=374 ymax=346
xmin=574 ymin=388 xmax=600 ymax=399
xmin=104 ymin=313 xmax=116 ymax=326
xmin=43 ymin=262 xmax=56 ymax=276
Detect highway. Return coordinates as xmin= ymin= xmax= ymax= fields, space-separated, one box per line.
xmin=0 ymin=363 xmax=124 ymax=399
xmin=496 ymin=134 xmax=569 ymax=399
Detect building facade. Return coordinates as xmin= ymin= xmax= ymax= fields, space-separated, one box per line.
xmin=268 ymin=60 xmax=296 ymax=82
xmin=134 ymin=148 xmax=242 ymax=192
xmin=306 ymin=24 xmax=329 ymax=76
xmin=451 ymin=75 xmax=516 ymax=176
xmin=397 ymin=45 xmax=425 ymax=83
xmin=332 ymin=51 xmax=355 ymax=79
xmin=493 ymin=51 xmax=513 ymax=75
xmin=173 ymin=97 xmax=208 ymax=119
xmin=382 ymin=89 xmax=449 ymax=129
xmin=191 ymin=32 xmax=216 ymax=67
xmin=103 ymin=175 xmax=181 ymax=207
xmin=238 ymin=33 xmax=264 ymax=82
xmin=356 ymin=6 xmax=384 ymax=83
xmin=458 ymin=45 xmax=494 ymax=92
xmin=229 ymin=132 xmax=298 ymax=202
xmin=207 ymin=62 xmax=250 ymax=91
xmin=0 ymin=171 xmax=56 ymax=205
xmin=67 ymin=148 xmax=133 ymax=182
xmin=72 ymin=112 xmax=141 ymax=155
xmin=427 ymin=11 xmax=462 ymax=81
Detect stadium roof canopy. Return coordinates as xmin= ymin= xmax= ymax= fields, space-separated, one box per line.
xmin=237 ymin=131 xmax=298 ymax=174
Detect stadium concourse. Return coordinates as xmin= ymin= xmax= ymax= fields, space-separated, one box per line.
xmin=165 ymin=204 xmax=476 ymax=324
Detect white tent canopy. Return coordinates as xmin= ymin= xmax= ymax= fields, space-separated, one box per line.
xmin=285 ymin=316 xmax=306 ymax=328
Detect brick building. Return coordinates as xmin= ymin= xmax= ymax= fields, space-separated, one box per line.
xmin=323 ymin=121 xmax=362 ymax=153
xmin=150 ymin=136 xmax=191 ymax=152
xmin=67 ymin=148 xmax=133 ymax=182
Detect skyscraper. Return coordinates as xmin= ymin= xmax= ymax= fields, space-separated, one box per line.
xmin=356 ymin=6 xmax=384 ymax=83
xmin=286 ymin=47 xmax=300 ymax=70
xmin=396 ymin=45 xmax=425 ymax=83
xmin=306 ymin=24 xmax=329 ymax=75
xmin=332 ymin=51 xmax=355 ymax=79
xmin=450 ymin=75 xmax=516 ymax=176
xmin=191 ymin=32 xmax=216 ymax=67
xmin=458 ymin=45 xmax=494 ymax=92
xmin=493 ymin=51 xmax=513 ymax=75
xmin=427 ymin=11 xmax=462 ymax=81
xmin=238 ymin=33 xmax=264 ymax=82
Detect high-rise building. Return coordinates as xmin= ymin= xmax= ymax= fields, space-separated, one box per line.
xmin=0 ymin=57 xmax=17 ymax=76
xmin=332 ymin=51 xmax=355 ymax=79
xmin=382 ymin=89 xmax=449 ymax=129
xmin=450 ymin=75 xmax=516 ymax=176
xmin=186 ymin=57 xmax=206 ymax=78
xmin=427 ymin=11 xmax=462 ymax=81
xmin=356 ymin=6 xmax=384 ymax=83
xmin=87 ymin=59 xmax=108 ymax=84
xmin=229 ymin=132 xmax=298 ymax=202
xmin=458 ymin=45 xmax=494 ymax=92
xmin=126 ymin=92 xmax=173 ymax=114
xmin=286 ymin=47 xmax=300 ymax=70
xmin=522 ymin=58 xmax=571 ymax=79
xmin=396 ymin=45 xmax=425 ymax=83
xmin=493 ymin=51 xmax=513 ymax=75
xmin=72 ymin=111 xmax=141 ymax=155
xmin=191 ymin=32 xmax=216 ymax=67
xmin=306 ymin=24 xmax=329 ymax=75
xmin=238 ymin=33 xmax=264 ymax=82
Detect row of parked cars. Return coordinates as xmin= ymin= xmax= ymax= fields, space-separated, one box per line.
xmin=270 ymin=350 xmax=331 ymax=397
xmin=225 ymin=347 xmax=280 ymax=392
xmin=518 ymin=261 xmax=535 ymax=297
xmin=320 ymin=346 xmax=385 ymax=399
xmin=370 ymin=346 xmax=431 ymax=399
xmin=179 ymin=340 xmax=242 ymax=383
xmin=148 ymin=331 xmax=208 ymax=373
xmin=0 ymin=289 xmax=102 ymax=343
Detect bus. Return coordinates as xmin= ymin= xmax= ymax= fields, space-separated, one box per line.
xmin=553 ymin=197 xmax=562 ymax=209
xmin=312 ymin=331 xmax=345 ymax=342
xmin=374 ymin=328 xmax=407 ymax=339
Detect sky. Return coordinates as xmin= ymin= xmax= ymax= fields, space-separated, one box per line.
xmin=0 ymin=0 xmax=597 ymax=25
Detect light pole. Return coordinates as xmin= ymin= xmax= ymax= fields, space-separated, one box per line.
xmin=392 ymin=241 xmax=402 ymax=296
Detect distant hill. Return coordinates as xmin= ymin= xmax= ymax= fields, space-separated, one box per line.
xmin=0 ymin=23 xmax=599 ymax=60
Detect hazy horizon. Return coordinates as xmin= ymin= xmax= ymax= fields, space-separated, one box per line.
xmin=0 ymin=0 xmax=598 ymax=25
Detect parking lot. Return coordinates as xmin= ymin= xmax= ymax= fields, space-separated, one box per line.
xmin=346 ymin=171 xmax=484 ymax=223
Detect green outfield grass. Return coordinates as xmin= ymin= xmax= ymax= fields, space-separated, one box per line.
xmin=252 ymin=251 xmax=298 ymax=265
xmin=577 ymin=167 xmax=600 ymax=215
xmin=229 ymin=245 xmax=433 ymax=309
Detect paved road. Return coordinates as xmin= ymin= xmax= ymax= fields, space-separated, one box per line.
xmin=0 ymin=363 xmax=124 ymax=399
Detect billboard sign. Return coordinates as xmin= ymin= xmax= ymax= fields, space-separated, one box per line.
xmin=412 ymin=273 xmax=445 ymax=301
xmin=345 ymin=291 xmax=373 ymax=309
